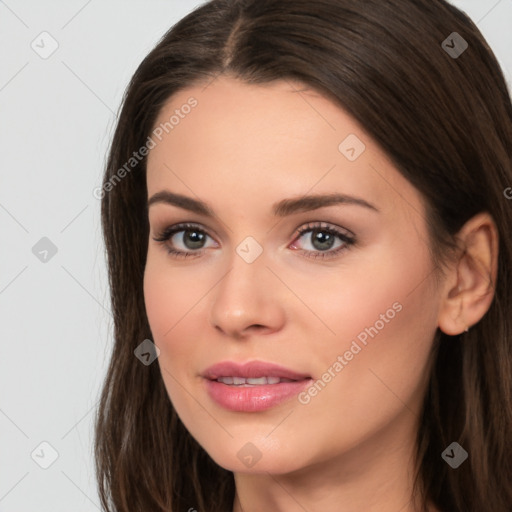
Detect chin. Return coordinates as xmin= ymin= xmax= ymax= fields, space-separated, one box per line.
xmin=197 ymin=435 xmax=313 ymax=475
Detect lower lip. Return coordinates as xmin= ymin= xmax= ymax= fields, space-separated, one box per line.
xmin=204 ymin=378 xmax=312 ymax=412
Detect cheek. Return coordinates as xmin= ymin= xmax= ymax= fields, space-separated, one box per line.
xmin=291 ymin=251 xmax=433 ymax=349
xmin=143 ymin=250 xmax=201 ymax=335
xmin=143 ymin=253 xmax=211 ymax=372
xmin=299 ymin=240 xmax=439 ymax=423
xmin=143 ymin=258 xmax=174 ymax=339
xmin=143 ymin=256 xmax=227 ymax=451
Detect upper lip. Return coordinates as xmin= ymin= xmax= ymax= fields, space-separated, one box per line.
xmin=202 ymin=361 xmax=311 ymax=381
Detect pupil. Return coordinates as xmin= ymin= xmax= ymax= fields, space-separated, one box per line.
xmin=185 ymin=230 xmax=205 ymax=249
xmin=312 ymin=229 xmax=334 ymax=251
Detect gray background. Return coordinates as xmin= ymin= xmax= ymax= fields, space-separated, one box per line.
xmin=1 ymin=1 xmax=511 ymax=510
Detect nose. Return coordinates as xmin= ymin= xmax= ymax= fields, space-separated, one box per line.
xmin=209 ymin=248 xmax=286 ymax=339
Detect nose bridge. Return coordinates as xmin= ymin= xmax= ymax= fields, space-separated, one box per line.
xmin=215 ymin=242 xmax=268 ymax=311
xmin=209 ymin=239 xmax=285 ymax=335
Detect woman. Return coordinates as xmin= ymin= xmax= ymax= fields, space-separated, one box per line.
xmin=94 ymin=0 xmax=512 ymax=510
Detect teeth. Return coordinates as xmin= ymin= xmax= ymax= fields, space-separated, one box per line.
xmin=247 ymin=377 xmax=272 ymax=385
xmin=216 ymin=376 xmax=293 ymax=386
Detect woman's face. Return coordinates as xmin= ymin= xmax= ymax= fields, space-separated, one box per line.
xmin=144 ymin=75 xmax=444 ymax=475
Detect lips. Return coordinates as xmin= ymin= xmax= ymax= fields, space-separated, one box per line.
xmin=202 ymin=361 xmax=311 ymax=381
xmin=216 ymin=376 xmax=294 ymax=385
xmin=202 ymin=361 xmax=312 ymax=412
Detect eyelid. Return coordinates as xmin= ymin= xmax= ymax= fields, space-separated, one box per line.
xmin=292 ymin=221 xmax=355 ymax=239
xmin=152 ymin=222 xmax=209 ymax=241
xmin=152 ymin=220 xmax=353 ymax=240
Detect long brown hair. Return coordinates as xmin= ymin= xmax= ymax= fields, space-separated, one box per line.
xmin=95 ymin=1 xmax=512 ymax=510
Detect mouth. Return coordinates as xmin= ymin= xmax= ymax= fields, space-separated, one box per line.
xmin=202 ymin=360 xmax=311 ymax=381
xmin=202 ymin=361 xmax=312 ymax=412
xmin=214 ymin=376 xmax=297 ymax=386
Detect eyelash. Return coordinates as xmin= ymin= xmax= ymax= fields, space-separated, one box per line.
xmin=152 ymin=222 xmax=356 ymax=260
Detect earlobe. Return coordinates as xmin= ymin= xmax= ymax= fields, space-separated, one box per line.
xmin=437 ymin=212 xmax=499 ymax=336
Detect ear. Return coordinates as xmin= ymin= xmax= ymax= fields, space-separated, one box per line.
xmin=437 ymin=212 xmax=499 ymax=336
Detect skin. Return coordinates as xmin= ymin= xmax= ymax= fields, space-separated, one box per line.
xmin=143 ymin=75 xmax=498 ymax=512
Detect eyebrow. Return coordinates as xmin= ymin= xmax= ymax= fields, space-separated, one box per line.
xmin=147 ymin=190 xmax=379 ymax=216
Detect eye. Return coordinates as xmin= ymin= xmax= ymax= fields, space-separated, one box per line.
xmin=289 ymin=222 xmax=355 ymax=260
xmin=152 ymin=221 xmax=356 ymax=260
xmin=152 ymin=223 xmax=217 ymax=259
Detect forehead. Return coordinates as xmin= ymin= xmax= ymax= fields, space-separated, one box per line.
xmin=146 ymin=76 xmax=425 ymax=223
